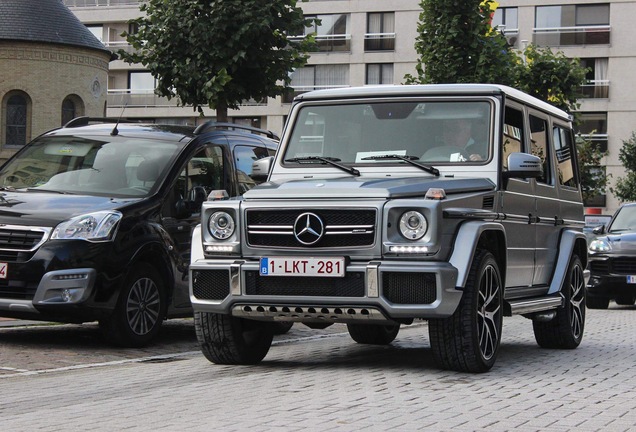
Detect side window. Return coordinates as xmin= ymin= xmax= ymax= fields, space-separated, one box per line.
xmin=553 ymin=126 xmax=578 ymax=188
xmin=529 ymin=114 xmax=552 ymax=185
xmin=502 ymin=106 xmax=524 ymax=170
xmin=234 ymin=145 xmax=271 ymax=194
xmin=177 ymin=146 xmax=224 ymax=212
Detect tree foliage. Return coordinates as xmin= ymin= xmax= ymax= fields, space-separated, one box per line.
xmin=405 ymin=0 xmax=517 ymax=86
xmin=119 ymin=0 xmax=315 ymax=120
xmin=611 ymin=132 xmax=636 ymax=203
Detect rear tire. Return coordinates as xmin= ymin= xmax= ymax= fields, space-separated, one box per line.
xmin=347 ymin=323 xmax=400 ymax=345
xmin=429 ymin=250 xmax=503 ymax=373
xmin=533 ymin=254 xmax=585 ymax=349
xmin=195 ymin=312 xmax=273 ymax=365
xmin=615 ymin=295 xmax=636 ymax=306
xmin=586 ymin=295 xmax=609 ymax=309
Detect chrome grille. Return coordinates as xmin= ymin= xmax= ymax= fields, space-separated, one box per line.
xmin=0 ymin=227 xmax=46 ymax=251
xmin=246 ymin=208 xmax=376 ymax=249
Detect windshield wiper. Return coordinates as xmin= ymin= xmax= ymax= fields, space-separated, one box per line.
xmin=361 ymin=154 xmax=440 ymax=176
xmin=285 ymin=156 xmax=360 ymax=176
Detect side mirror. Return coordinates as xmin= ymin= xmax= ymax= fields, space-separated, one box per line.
xmin=503 ymin=152 xmax=543 ymax=179
xmin=593 ymin=225 xmax=606 ymax=235
xmin=251 ymin=156 xmax=273 ymax=183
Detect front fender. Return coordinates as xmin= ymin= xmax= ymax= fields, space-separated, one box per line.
xmin=548 ymin=229 xmax=589 ymax=295
xmin=448 ymin=221 xmax=506 ymax=288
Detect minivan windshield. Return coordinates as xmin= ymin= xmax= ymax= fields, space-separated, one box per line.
xmin=284 ymin=100 xmax=492 ymax=166
xmin=0 ymin=135 xmax=181 ymax=197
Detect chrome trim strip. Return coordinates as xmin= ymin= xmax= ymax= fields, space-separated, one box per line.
xmin=230 ymin=261 xmax=243 ymax=296
xmin=367 ymin=261 xmax=380 ymax=297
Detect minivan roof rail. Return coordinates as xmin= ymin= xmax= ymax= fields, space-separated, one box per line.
xmin=193 ymin=121 xmax=279 ymax=140
xmin=63 ymin=117 xmax=139 ymax=128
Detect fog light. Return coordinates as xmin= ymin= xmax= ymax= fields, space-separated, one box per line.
xmin=61 ymin=289 xmax=72 ymax=302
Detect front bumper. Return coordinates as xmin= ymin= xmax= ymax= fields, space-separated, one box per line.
xmin=189 ymin=258 xmax=461 ymax=323
xmin=587 ymin=274 xmax=636 ymax=298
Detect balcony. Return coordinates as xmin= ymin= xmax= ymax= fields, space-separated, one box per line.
xmin=578 ymin=133 xmax=608 ymax=153
xmin=104 ymin=41 xmax=136 ymax=56
xmin=577 ymin=81 xmax=610 ymax=99
xmin=64 ymin=0 xmax=140 ymax=6
xmin=107 ymin=90 xmax=267 ymax=108
xmin=364 ymin=33 xmax=396 ymax=51
xmin=290 ymin=35 xmax=351 ymax=53
xmin=533 ymin=25 xmax=611 ymax=46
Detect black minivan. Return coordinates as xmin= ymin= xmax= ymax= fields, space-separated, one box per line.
xmin=0 ymin=118 xmax=277 ymax=346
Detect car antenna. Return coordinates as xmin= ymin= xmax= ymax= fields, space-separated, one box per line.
xmin=111 ymin=103 xmax=128 ymax=136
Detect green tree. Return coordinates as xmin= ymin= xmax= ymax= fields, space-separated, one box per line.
xmin=405 ymin=0 xmax=518 ymax=86
xmin=611 ymin=132 xmax=636 ymax=202
xmin=118 ymin=0 xmax=316 ymax=121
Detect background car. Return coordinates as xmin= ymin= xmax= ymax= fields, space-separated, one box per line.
xmin=0 ymin=118 xmax=278 ymax=346
xmin=587 ymin=202 xmax=636 ymax=309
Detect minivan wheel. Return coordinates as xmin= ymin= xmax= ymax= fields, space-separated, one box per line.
xmin=347 ymin=323 xmax=400 ymax=345
xmin=533 ymin=254 xmax=585 ymax=349
xmin=195 ymin=312 xmax=273 ymax=365
xmin=100 ymin=263 xmax=165 ymax=347
xmin=429 ymin=250 xmax=503 ymax=373
xmin=615 ymin=294 xmax=636 ymax=306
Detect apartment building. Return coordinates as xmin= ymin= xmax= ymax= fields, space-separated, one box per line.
xmin=64 ymin=0 xmax=636 ymax=213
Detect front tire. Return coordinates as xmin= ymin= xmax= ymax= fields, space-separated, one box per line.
xmin=533 ymin=254 xmax=585 ymax=349
xmin=586 ymin=295 xmax=609 ymax=309
xmin=195 ymin=312 xmax=273 ymax=365
xmin=429 ymin=250 xmax=503 ymax=373
xmin=615 ymin=294 xmax=636 ymax=306
xmin=347 ymin=323 xmax=400 ymax=345
xmin=100 ymin=263 xmax=166 ymax=347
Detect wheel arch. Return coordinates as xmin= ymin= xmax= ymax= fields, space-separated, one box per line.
xmin=548 ymin=229 xmax=588 ymax=295
xmin=127 ymin=242 xmax=175 ymax=306
xmin=449 ymin=221 xmax=507 ymax=289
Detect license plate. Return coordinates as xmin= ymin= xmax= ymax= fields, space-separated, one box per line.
xmin=0 ymin=262 xmax=6 ymax=279
xmin=260 ymin=257 xmax=345 ymax=277
xmin=627 ymin=275 xmax=636 ymax=284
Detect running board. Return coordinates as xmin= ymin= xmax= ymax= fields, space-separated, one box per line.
xmin=506 ymin=295 xmax=563 ymax=316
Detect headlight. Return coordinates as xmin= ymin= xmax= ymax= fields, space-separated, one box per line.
xmin=208 ymin=211 xmax=235 ymax=240
xmin=589 ymin=239 xmax=611 ymax=252
xmin=399 ymin=210 xmax=427 ymax=240
xmin=51 ymin=211 xmax=122 ymax=241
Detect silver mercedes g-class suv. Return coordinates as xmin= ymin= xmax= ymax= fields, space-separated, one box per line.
xmin=189 ymin=84 xmax=588 ymax=372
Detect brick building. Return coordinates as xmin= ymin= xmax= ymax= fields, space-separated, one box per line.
xmin=0 ymin=0 xmax=112 ymax=162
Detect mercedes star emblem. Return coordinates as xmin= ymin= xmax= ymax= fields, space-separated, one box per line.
xmin=293 ymin=212 xmax=324 ymax=245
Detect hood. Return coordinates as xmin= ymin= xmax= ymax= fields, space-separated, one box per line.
xmin=244 ymin=176 xmax=495 ymax=200
xmin=603 ymin=232 xmax=636 ymax=253
xmin=0 ymin=191 xmax=141 ymax=227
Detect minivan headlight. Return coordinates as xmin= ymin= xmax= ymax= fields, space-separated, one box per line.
xmin=399 ymin=211 xmax=427 ymax=240
xmin=51 ymin=211 xmax=122 ymax=241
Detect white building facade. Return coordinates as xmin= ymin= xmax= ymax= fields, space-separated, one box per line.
xmin=65 ymin=0 xmax=636 ymax=213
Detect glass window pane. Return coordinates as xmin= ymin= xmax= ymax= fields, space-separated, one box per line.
xmin=576 ymin=4 xmax=609 ymax=26
xmin=536 ymin=6 xmax=562 ymax=28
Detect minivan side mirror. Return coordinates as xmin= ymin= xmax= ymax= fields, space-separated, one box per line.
xmin=503 ymin=152 xmax=543 ymax=179
xmin=251 ymin=156 xmax=273 ymax=183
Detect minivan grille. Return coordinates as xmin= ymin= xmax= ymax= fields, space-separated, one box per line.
xmin=0 ymin=228 xmax=45 ymax=251
xmin=246 ymin=209 xmax=376 ymax=249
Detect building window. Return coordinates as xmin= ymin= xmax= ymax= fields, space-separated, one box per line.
xmin=86 ymin=24 xmax=103 ymax=42
xmin=534 ymin=4 xmax=610 ymax=46
xmin=576 ymin=112 xmax=608 ymax=152
xmin=4 ymin=92 xmax=30 ymax=147
xmin=61 ymin=95 xmax=85 ymax=126
xmin=579 ymin=58 xmax=609 ymax=98
xmin=284 ymin=65 xmax=349 ymax=102
xmin=492 ymin=7 xmax=518 ymax=33
xmin=365 ymin=12 xmax=395 ymax=51
xmin=129 ymin=71 xmax=156 ymax=93
xmin=366 ymin=64 xmax=394 ymax=85
xmin=303 ymin=14 xmax=350 ymax=52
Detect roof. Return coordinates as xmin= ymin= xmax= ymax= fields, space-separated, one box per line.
xmin=0 ymin=0 xmax=111 ymax=57
xmin=294 ymin=84 xmax=571 ymax=122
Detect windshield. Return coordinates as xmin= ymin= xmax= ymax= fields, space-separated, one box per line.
xmin=608 ymin=206 xmax=636 ymax=233
xmin=284 ymin=100 xmax=492 ymax=166
xmin=0 ymin=135 xmax=182 ymax=197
